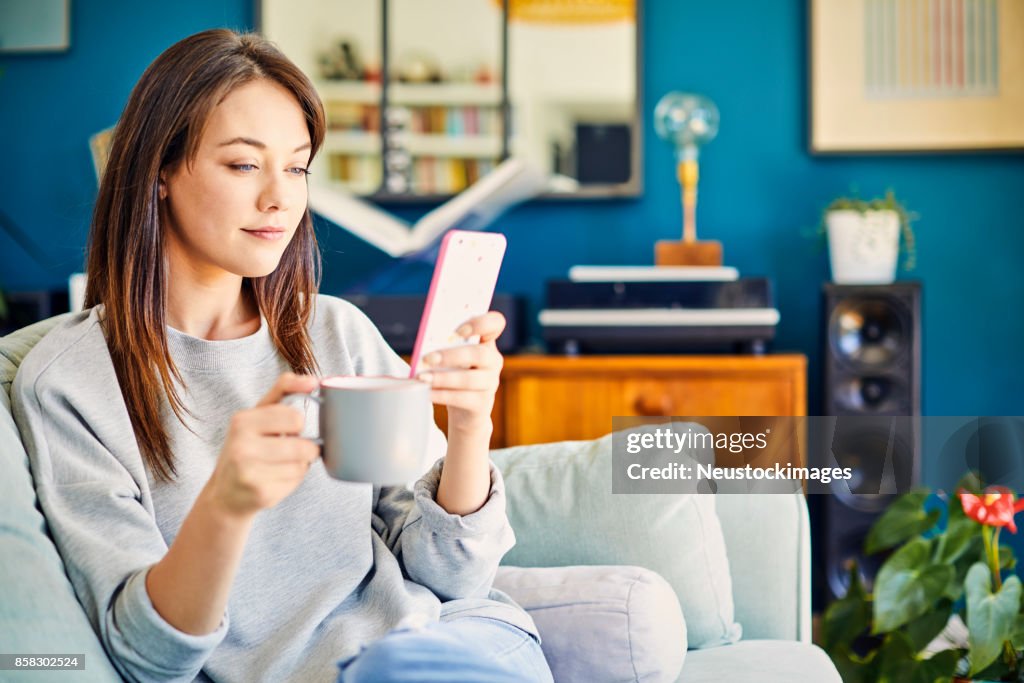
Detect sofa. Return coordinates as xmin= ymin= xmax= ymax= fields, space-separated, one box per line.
xmin=0 ymin=315 xmax=840 ymax=682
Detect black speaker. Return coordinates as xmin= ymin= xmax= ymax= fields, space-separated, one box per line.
xmin=0 ymin=289 xmax=70 ymax=336
xmin=815 ymin=282 xmax=922 ymax=607
xmin=339 ymin=293 xmax=524 ymax=355
xmin=574 ymin=123 xmax=631 ymax=184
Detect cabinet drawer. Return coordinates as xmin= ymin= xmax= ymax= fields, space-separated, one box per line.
xmin=503 ymin=375 xmax=798 ymax=445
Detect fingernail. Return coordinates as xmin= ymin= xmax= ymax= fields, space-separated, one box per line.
xmin=418 ymin=372 xmax=433 ymax=383
xmin=424 ymin=352 xmax=442 ymax=365
xmin=456 ymin=324 xmax=472 ymax=337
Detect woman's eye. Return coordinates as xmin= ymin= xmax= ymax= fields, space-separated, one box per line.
xmin=230 ymin=163 xmax=258 ymax=172
xmin=288 ymin=167 xmax=311 ymax=176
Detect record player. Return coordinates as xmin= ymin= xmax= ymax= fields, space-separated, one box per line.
xmin=539 ymin=273 xmax=779 ymax=355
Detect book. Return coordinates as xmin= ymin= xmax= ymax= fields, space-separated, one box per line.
xmin=567 ymin=265 xmax=740 ymax=282
xmin=308 ymin=157 xmax=547 ymax=258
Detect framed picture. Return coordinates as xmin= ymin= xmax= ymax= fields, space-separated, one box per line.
xmin=0 ymin=0 xmax=70 ymax=54
xmin=809 ymin=0 xmax=1024 ymax=152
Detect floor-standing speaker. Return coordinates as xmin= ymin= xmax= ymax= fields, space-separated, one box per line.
xmin=814 ymin=282 xmax=922 ymax=607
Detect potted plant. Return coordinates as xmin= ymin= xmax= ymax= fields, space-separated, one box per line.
xmin=822 ymin=473 xmax=1024 ymax=682
xmin=820 ymin=190 xmax=917 ymax=284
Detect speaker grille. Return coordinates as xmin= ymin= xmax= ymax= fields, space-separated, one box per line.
xmin=816 ymin=282 xmax=922 ymax=607
xmin=829 ymin=297 xmax=908 ymax=367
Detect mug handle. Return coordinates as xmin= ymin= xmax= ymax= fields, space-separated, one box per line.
xmin=282 ymin=388 xmax=324 ymax=449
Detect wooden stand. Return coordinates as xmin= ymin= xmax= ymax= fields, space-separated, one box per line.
xmin=655 ymin=239 xmax=723 ymax=266
xmin=655 ymin=157 xmax=723 ymax=266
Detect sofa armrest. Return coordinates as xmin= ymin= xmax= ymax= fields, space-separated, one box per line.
xmin=714 ymin=493 xmax=811 ymax=643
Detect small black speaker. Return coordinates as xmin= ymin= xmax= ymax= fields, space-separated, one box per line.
xmin=814 ymin=282 xmax=922 ymax=606
xmin=574 ymin=123 xmax=631 ymax=184
xmin=339 ymin=293 xmax=524 ymax=355
xmin=0 ymin=289 xmax=70 ymax=336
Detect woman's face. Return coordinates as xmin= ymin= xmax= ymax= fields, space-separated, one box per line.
xmin=159 ymin=79 xmax=312 ymax=281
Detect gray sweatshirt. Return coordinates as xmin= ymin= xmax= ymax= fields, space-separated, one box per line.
xmin=12 ymin=295 xmax=536 ymax=683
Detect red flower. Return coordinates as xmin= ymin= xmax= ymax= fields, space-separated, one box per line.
xmin=960 ymin=486 xmax=1024 ymax=533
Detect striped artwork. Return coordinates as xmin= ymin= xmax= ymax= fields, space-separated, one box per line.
xmin=865 ymin=0 xmax=1000 ymax=98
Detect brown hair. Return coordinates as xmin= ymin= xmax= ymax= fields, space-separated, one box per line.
xmin=84 ymin=29 xmax=326 ymax=483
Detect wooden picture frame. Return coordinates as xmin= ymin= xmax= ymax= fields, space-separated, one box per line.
xmin=809 ymin=0 xmax=1024 ymax=153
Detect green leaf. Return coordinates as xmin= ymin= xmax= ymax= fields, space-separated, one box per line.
xmin=876 ymin=632 xmax=960 ymax=683
xmin=1010 ymin=613 xmax=1024 ymax=651
xmin=903 ymin=599 xmax=954 ymax=652
xmin=945 ymin=536 xmax=986 ymax=602
xmin=866 ymin=490 xmax=940 ymax=555
xmin=828 ymin=644 xmax=879 ymax=683
xmin=968 ymin=653 xmax=1014 ymax=681
xmin=823 ymin=564 xmax=872 ymax=651
xmin=965 ymin=562 xmax=1022 ymax=675
xmin=998 ymin=544 xmax=1017 ymax=571
xmin=924 ymin=649 xmax=964 ymax=682
xmin=873 ymin=538 xmax=955 ymax=633
xmin=876 ymin=631 xmax=917 ymax=682
xmin=934 ymin=516 xmax=979 ymax=565
xmin=954 ymin=472 xmax=984 ymax=495
xmin=912 ymin=648 xmax=961 ymax=683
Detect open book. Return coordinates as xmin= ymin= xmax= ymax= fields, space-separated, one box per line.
xmin=308 ymin=158 xmax=548 ymax=258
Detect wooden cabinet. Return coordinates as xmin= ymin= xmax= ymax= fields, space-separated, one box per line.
xmin=434 ymin=354 xmax=807 ymax=448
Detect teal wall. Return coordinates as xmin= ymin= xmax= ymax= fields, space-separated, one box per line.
xmin=2 ymin=0 xmax=1023 ymax=427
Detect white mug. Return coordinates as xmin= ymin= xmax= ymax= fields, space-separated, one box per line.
xmin=295 ymin=376 xmax=433 ymax=485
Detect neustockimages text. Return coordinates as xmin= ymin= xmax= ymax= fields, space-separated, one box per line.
xmin=626 ymin=462 xmax=854 ymax=484
xmin=623 ymin=427 xmax=853 ymax=484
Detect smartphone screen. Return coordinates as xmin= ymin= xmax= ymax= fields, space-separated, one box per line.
xmin=408 ymin=230 xmax=507 ymax=377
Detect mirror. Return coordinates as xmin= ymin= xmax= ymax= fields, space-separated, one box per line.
xmin=507 ymin=0 xmax=640 ymax=197
xmin=257 ymin=0 xmax=641 ymax=199
xmin=385 ymin=0 xmax=506 ymax=196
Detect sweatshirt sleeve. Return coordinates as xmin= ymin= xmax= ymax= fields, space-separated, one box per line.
xmin=372 ymin=457 xmax=516 ymax=601
xmin=330 ymin=296 xmax=516 ymax=600
xmin=12 ymin=366 xmax=228 ymax=683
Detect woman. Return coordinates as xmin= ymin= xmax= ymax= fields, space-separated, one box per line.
xmin=12 ymin=29 xmax=552 ymax=683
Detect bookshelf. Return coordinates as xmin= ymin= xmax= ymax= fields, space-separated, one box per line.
xmin=317 ymin=79 xmax=505 ymax=197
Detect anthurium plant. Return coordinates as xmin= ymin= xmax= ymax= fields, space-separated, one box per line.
xmin=822 ymin=473 xmax=1024 ymax=683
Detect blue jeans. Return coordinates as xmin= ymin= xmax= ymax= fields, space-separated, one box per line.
xmin=336 ymin=616 xmax=554 ymax=683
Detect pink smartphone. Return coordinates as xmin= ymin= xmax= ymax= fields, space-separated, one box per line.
xmin=408 ymin=230 xmax=507 ymax=378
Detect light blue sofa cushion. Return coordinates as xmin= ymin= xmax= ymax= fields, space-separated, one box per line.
xmin=715 ymin=493 xmax=811 ymax=642
xmin=494 ymin=565 xmax=686 ymax=683
xmin=676 ymin=640 xmax=841 ymax=683
xmin=1 ymin=316 xmax=121 ymax=682
xmin=491 ymin=432 xmax=742 ymax=650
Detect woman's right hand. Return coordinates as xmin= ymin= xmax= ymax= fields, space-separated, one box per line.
xmin=203 ymin=372 xmax=321 ymax=520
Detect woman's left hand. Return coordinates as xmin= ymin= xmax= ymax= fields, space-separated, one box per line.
xmin=416 ymin=311 xmax=505 ymax=437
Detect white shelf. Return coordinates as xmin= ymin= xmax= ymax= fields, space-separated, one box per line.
xmin=323 ymin=131 xmax=382 ymax=154
xmin=323 ymin=178 xmax=380 ymax=196
xmin=318 ymin=80 xmax=381 ymax=104
xmin=316 ymin=80 xmax=502 ymax=106
xmin=397 ymin=133 xmax=502 ymax=157
xmin=324 ymin=131 xmax=501 ymax=158
xmin=389 ymin=83 xmax=502 ymax=106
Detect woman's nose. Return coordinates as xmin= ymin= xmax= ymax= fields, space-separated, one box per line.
xmin=257 ymin=173 xmax=292 ymax=213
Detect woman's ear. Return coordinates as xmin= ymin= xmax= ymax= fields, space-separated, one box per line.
xmin=158 ymin=171 xmax=168 ymax=200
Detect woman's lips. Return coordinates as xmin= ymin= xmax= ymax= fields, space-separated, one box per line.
xmin=242 ymin=229 xmax=286 ymax=241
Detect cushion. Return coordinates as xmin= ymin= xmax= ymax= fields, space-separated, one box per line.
xmin=1 ymin=315 xmax=121 ymax=681
xmin=491 ymin=428 xmax=742 ymax=649
xmin=494 ymin=565 xmax=686 ymax=683
xmin=675 ymin=640 xmax=841 ymax=683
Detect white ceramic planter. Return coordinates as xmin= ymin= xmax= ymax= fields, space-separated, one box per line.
xmin=826 ymin=209 xmax=900 ymax=284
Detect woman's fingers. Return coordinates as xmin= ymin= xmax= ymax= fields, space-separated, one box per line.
xmin=419 ymin=368 xmax=498 ymax=392
xmin=256 ymin=371 xmax=319 ymax=407
xmin=457 ymin=311 xmax=506 ymax=343
xmin=232 ymin=404 xmax=306 ymax=435
xmin=419 ymin=343 xmax=503 ymax=372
